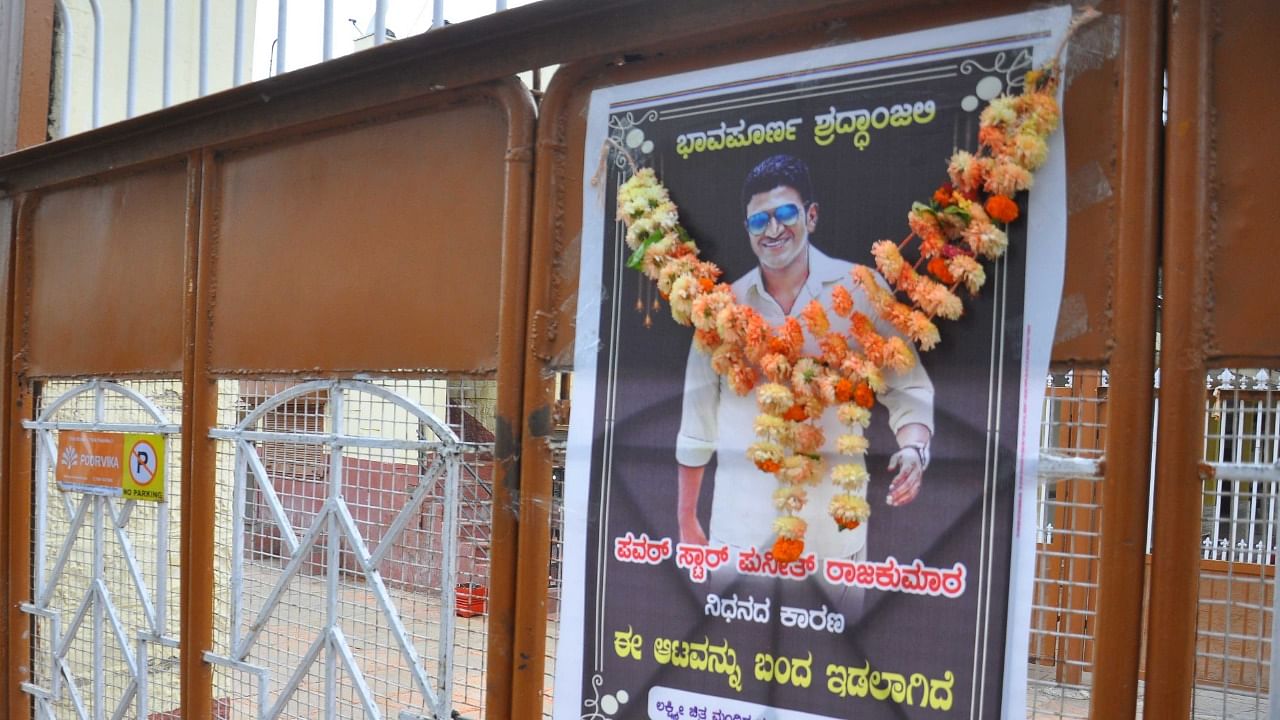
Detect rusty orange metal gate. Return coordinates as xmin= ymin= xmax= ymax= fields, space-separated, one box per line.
xmin=0 ymin=0 xmax=1277 ymax=718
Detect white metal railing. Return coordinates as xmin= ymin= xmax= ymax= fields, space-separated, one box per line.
xmin=51 ymin=0 xmax=535 ymax=138
xmin=207 ymin=379 xmax=465 ymax=719
xmin=21 ymin=379 xmax=182 ymax=720
xmin=1198 ymin=369 xmax=1280 ymax=565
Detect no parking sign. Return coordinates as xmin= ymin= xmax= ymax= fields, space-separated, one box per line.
xmin=57 ymin=430 xmax=166 ymax=502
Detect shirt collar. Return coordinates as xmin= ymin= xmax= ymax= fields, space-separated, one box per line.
xmin=743 ymin=245 xmax=845 ymax=308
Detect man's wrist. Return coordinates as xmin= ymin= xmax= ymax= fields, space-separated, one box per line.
xmin=900 ymin=441 xmax=931 ymax=470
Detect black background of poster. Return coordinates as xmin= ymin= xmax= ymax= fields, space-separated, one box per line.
xmin=578 ymin=48 xmax=1030 ymax=719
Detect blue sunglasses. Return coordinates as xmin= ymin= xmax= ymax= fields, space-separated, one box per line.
xmin=746 ymin=203 xmax=805 ymax=236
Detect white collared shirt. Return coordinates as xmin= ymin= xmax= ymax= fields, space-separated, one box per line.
xmin=676 ymin=245 xmax=934 ymax=558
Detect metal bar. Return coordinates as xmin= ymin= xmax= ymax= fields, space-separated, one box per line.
xmin=54 ymin=0 xmax=72 ymax=138
xmin=374 ymin=0 xmax=388 ymax=44
xmin=1085 ymin=0 xmax=1166 ymax=713
xmin=39 ymin=493 xmax=88 ymax=612
xmin=179 ymin=150 xmax=215 ymax=720
xmin=367 ymin=455 xmax=444 ymax=567
xmin=135 ymin=637 xmax=148 ymax=720
xmin=325 ymin=382 xmax=342 ymax=719
xmin=331 ymin=627 xmax=384 ymax=720
xmin=333 ymin=498 xmax=438 ymax=705
xmin=265 ymin=629 xmax=327 ymax=720
xmin=104 ymin=498 xmax=159 ymax=634
xmin=229 ymin=447 xmax=247 ymax=653
xmin=234 ymin=0 xmax=247 ymax=85
xmin=58 ymin=657 xmax=90 ymax=720
xmin=210 ymin=426 xmax=446 ymax=450
xmin=1144 ymin=0 xmax=1214 ymax=714
xmin=22 ymin=420 xmax=180 ymax=434
xmin=199 ymin=0 xmax=211 ymax=95
xmin=163 ymin=0 xmax=174 ymax=106
xmin=33 ymin=426 xmax=49 ymax=613
xmin=275 ymin=0 xmax=288 ymax=75
xmin=240 ymin=439 xmax=300 ymax=554
xmin=323 ymin=0 xmax=334 ymax=61
xmin=92 ymin=497 xmax=105 ymax=720
xmin=432 ymin=0 xmax=445 ymax=29
xmin=127 ymin=0 xmax=140 ymax=117
xmin=97 ymin=580 xmax=140 ymax=681
xmin=437 ymin=451 xmax=460 ymax=718
xmin=235 ymin=501 xmax=332 ymax=660
xmin=87 ymin=0 xmax=102 ymax=128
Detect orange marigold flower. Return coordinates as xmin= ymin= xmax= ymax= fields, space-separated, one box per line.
xmin=771 ymin=537 xmax=805 ymax=564
xmin=927 ymin=256 xmax=956 ymax=285
xmin=932 ymin=183 xmax=955 ymax=207
xmin=800 ymin=300 xmax=830 ymax=337
xmin=834 ymin=378 xmax=855 ymax=403
xmin=831 ymin=285 xmax=854 ymax=318
xmin=782 ymin=404 xmax=809 ymax=422
xmin=836 ymin=517 xmax=861 ymax=531
xmin=755 ymin=459 xmax=781 ymax=474
xmin=783 ymin=317 xmax=804 ymax=353
xmin=697 ymin=277 xmax=716 ymax=293
xmin=984 ymin=194 xmax=1020 ymax=224
xmin=854 ymin=381 xmax=875 ymax=410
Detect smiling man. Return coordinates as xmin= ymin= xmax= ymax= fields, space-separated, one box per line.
xmin=675 ymin=153 xmax=935 ymax=561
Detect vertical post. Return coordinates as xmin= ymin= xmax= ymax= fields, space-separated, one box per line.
xmin=1143 ymin=0 xmax=1213 ymax=715
xmin=92 ymin=496 xmax=105 ymax=720
xmin=373 ymin=0 xmax=387 ymax=45
xmin=87 ymin=0 xmax=102 ymax=128
xmin=127 ymin=0 xmax=139 ymax=117
xmin=438 ymin=450 xmax=460 ymax=718
xmin=275 ymin=0 xmax=288 ymax=75
xmin=1086 ymin=0 xmax=1165 ymax=715
xmin=163 ymin=0 xmax=174 ymax=107
xmin=5 ymin=195 xmax=36 ymax=720
xmin=233 ymin=0 xmax=247 ymax=86
xmin=322 ymin=0 xmax=334 ymax=61
xmin=324 ymin=383 xmax=342 ymax=719
xmin=198 ymin=0 xmax=210 ymax=96
xmin=180 ymin=151 xmax=215 ymax=720
xmin=488 ymin=82 xmax=536 ymax=717
xmin=2 ymin=0 xmax=55 ymax=149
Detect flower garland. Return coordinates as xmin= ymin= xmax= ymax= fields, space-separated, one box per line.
xmin=615 ymin=57 xmax=1067 ymax=564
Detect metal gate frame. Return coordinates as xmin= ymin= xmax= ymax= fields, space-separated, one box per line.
xmin=4 ymin=1 xmax=1277 ymax=719
xmin=20 ymin=379 xmax=181 ymax=720
xmin=204 ymin=379 xmax=463 ymax=719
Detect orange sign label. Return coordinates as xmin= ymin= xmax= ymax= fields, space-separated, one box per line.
xmin=56 ymin=431 xmax=165 ymax=502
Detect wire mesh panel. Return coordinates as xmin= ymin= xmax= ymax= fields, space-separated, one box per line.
xmin=1191 ymin=368 xmax=1278 ymax=719
xmin=1027 ymin=368 xmax=1108 ymax=720
xmin=209 ymin=378 xmax=496 ymax=719
xmin=23 ymin=378 xmax=184 ymax=720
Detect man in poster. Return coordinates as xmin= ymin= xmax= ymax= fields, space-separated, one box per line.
xmin=675 ymin=153 xmax=935 ymax=561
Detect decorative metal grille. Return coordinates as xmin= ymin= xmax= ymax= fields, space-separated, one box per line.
xmin=23 ymin=378 xmax=183 ymax=720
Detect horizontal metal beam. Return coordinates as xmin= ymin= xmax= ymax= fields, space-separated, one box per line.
xmin=0 ymin=0 xmax=962 ymax=193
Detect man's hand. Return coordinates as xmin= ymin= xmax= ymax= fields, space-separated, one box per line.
xmin=886 ymin=447 xmax=925 ymax=506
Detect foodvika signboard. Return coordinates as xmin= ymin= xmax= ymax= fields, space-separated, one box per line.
xmin=56 ymin=430 xmax=166 ymax=502
xmin=557 ymin=7 xmax=1070 ymax=720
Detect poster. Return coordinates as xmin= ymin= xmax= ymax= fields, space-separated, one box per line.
xmin=557 ymin=8 xmax=1070 ymax=719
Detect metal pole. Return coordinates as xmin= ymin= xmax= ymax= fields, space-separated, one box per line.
xmin=127 ymin=0 xmax=139 ymax=117
xmin=325 ymin=384 xmax=343 ymax=718
xmin=1144 ymin=0 xmax=1213 ymax=714
xmin=163 ymin=0 xmax=174 ymax=106
xmin=275 ymin=0 xmax=288 ymax=74
xmin=180 ymin=150 xmax=216 ymax=720
xmin=199 ymin=0 xmax=210 ymax=95
xmin=92 ymin=497 xmax=105 ymax=720
xmin=323 ymin=0 xmax=334 ymax=61
xmin=1087 ymin=0 xmax=1165 ymax=716
xmin=54 ymin=0 xmax=72 ymax=137
xmin=432 ymin=0 xmax=445 ymax=29
xmin=87 ymin=0 xmax=102 ymax=127
xmin=233 ymin=0 xmax=247 ymax=85
xmin=374 ymin=0 xmax=387 ymax=45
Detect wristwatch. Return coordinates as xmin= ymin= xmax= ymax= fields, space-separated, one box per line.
xmin=901 ymin=441 xmax=931 ymax=470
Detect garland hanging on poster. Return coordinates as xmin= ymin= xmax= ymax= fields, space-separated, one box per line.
xmin=609 ymin=10 xmax=1094 ymax=564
